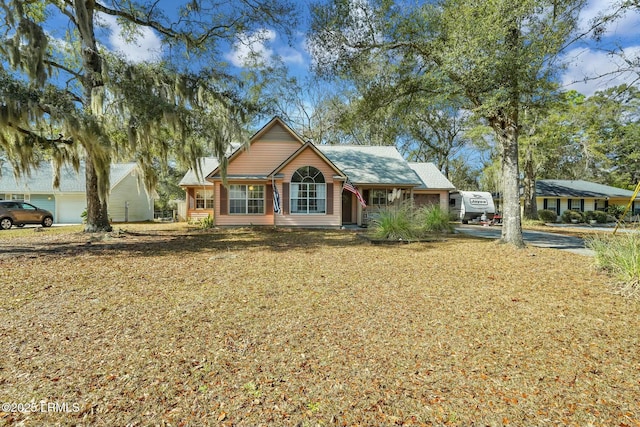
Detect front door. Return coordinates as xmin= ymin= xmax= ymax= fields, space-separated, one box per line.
xmin=342 ymin=192 xmax=353 ymax=224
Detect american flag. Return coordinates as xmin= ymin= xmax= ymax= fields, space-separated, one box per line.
xmin=343 ymin=180 xmax=367 ymax=208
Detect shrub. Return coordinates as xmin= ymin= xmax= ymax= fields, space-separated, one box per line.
xmin=417 ymin=205 xmax=454 ymax=233
xmin=199 ymin=214 xmax=215 ymax=229
xmin=607 ymin=205 xmax=626 ymax=219
xmin=369 ymin=204 xmax=417 ymax=241
xmin=584 ymin=210 xmax=609 ymax=224
xmin=594 ymin=210 xmax=609 ymax=223
xmin=586 ymin=233 xmax=640 ymax=298
xmin=561 ymin=210 xmax=583 ymax=223
xmin=537 ymin=209 xmax=558 ymax=223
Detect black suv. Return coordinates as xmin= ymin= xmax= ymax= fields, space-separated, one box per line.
xmin=0 ymin=200 xmax=54 ymax=230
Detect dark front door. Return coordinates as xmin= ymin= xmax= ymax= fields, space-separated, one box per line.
xmin=342 ymin=192 xmax=353 ymax=224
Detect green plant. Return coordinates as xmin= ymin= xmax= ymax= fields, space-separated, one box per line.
xmin=561 ymin=210 xmax=583 ymax=223
xmin=369 ymin=203 xmax=417 ymax=241
xmin=594 ymin=210 xmax=609 ymax=223
xmin=418 ymin=205 xmax=454 ymax=233
xmin=243 ymin=381 xmax=262 ymax=398
xmin=607 ymin=205 xmax=626 ymax=219
xmin=199 ymin=214 xmax=215 ymax=229
xmin=586 ymin=233 xmax=640 ymax=298
xmin=537 ymin=209 xmax=558 ymax=223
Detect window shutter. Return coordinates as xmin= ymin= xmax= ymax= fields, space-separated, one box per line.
xmin=567 ymin=199 xmax=572 ymax=210
xmin=580 ymin=199 xmax=584 ymax=212
xmin=219 ymin=185 xmax=228 ymax=215
xmin=543 ymin=198 xmax=548 ymax=210
xmin=283 ymin=182 xmax=289 ymax=214
xmin=188 ymin=189 xmax=195 ymax=209
xmin=326 ymin=183 xmax=333 ymax=215
xmin=363 ymin=189 xmax=370 ymax=206
xmin=556 ymin=200 xmax=560 ymax=215
xmin=266 ymin=184 xmax=273 ymax=215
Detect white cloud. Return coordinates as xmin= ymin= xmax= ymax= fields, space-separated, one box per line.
xmin=225 ymin=29 xmax=306 ymax=68
xmin=561 ymin=46 xmax=640 ymax=96
xmin=98 ymin=14 xmax=163 ymax=63
xmin=225 ymin=29 xmax=277 ymax=67
xmin=578 ymin=0 xmax=640 ymax=40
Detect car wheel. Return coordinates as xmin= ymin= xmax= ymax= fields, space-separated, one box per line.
xmin=0 ymin=218 xmax=12 ymax=230
xmin=42 ymin=216 xmax=53 ymax=227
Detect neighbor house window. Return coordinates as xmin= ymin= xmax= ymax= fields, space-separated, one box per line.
xmin=291 ymin=166 xmax=326 ymax=214
xmin=229 ymin=184 xmax=265 ymax=214
xmin=195 ymin=189 xmax=214 ymax=209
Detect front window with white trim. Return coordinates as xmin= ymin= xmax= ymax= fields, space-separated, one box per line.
xmin=291 ymin=166 xmax=326 ymax=214
xmin=195 ymin=189 xmax=214 ymax=209
xmin=229 ymin=184 xmax=265 ymax=214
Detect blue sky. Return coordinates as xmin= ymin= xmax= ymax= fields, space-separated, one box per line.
xmin=98 ymin=0 xmax=639 ymax=97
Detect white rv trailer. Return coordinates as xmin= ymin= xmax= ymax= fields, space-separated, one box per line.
xmin=449 ymin=191 xmax=496 ymax=224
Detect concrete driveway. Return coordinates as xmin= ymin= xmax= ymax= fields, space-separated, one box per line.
xmin=455 ymin=224 xmax=594 ymax=256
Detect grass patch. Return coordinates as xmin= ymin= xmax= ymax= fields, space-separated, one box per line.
xmin=586 ymin=232 xmax=640 ymax=298
xmin=1 ymin=224 xmax=639 ymax=425
xmin=369 ymin=203 xmax=453 ymax=241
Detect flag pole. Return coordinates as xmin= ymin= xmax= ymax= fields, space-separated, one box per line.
xmin=272 ymin=175 xmax=277 ymax=228
xmin=613 ymin=181 xmax=640 ymax=235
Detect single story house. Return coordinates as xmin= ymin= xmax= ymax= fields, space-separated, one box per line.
xmin=0 ymin=162 xmax=155 ymax=223
xmin=179 ymin=117 xmax=455 ymax=227
xmin=536 ymin=179 xmax=640 ymax=217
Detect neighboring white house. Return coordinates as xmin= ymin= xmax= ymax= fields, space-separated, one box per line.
xmin=0 ymin=162 xmax=155 ymax=223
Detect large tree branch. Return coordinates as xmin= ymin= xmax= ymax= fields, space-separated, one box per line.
xmin=6 ymin=121 xmax=75 ymax=146
xmin=92 ymin=1 xmax=239 ymax=47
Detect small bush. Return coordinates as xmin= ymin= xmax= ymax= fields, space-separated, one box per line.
xmin=584 ymin=210 xmax=609 ymax=224
xmin=586 ymin=233 xmax=640 ymax=298
xmin=561 ymin=210 xmax=583 ymax=223
xmin=417 ymin=205 xmax=454 ymax=234
xmin=369 ymin=204 xmax=417 ymax=241
xmin=537 ymin=209 xmax=558 ymax=223
xmin=199 ymin=215 xmax=215 ymax=229
xmin=607 ymin=205 xmax=626 ymax=219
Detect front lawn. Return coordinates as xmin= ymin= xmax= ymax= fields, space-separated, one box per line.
xmin=0 ymin=224 xmax=638 ymax=426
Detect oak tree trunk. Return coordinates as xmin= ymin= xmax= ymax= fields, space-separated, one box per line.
xmin=84 ymin=158 xmax=112 ymax=232
xmin=75 ymin=0 xmax=112 ymax=232
xmin=492 ymin=117 xmax=525 ymax=248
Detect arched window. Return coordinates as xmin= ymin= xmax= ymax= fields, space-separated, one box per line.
xmin=291 ymin=166 xmax=326 ymax=214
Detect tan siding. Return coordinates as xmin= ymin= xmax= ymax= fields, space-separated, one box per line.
xmin=214 ymin=181 xmax=274 ymax=226
xmin=279 ymin=148 xmax=338 ymax=182
xmin=259 ymin=122 xmax=300 ymax=142
xmin=228 ymin=140 xmax=301 ymax=175
xmin=277 ymin=148 xmax=342 ymax=227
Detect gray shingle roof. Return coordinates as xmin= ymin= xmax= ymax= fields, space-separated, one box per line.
xmin=536 ymin=180 xmax=639 ymax=199
xmin=0 ymin=162 xmax=137 ymax=193
xmin=408 ymin=162 xmax=456 ymax=190
xmin=318 ymin=145 xmax=422 ymax=186
xmin=178 ymin=157 xmax=220 ymax=186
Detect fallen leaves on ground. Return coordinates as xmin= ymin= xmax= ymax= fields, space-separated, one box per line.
xmin=0 ymin=224 xmax=638 ymax=426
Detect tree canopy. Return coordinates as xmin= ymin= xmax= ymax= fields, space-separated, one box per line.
xmin=0 ymin=0 xmax=297 ymax=231
xmin=309 ymin=0 xmax=588 ymax=247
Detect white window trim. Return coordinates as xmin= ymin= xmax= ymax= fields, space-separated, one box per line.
xmin=229 ymin=184 xmax=265 ymax=215
xmin=290 ymin=182 xmax=327 ymax=215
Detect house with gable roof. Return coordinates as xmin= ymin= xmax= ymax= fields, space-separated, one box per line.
xmin=179 ymin=117 xmax=456 ymax=227
xmin=535 ymin=179 xmax=640 ymax=217
xmin=0 ymin=162 xmax=154 ymax=223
